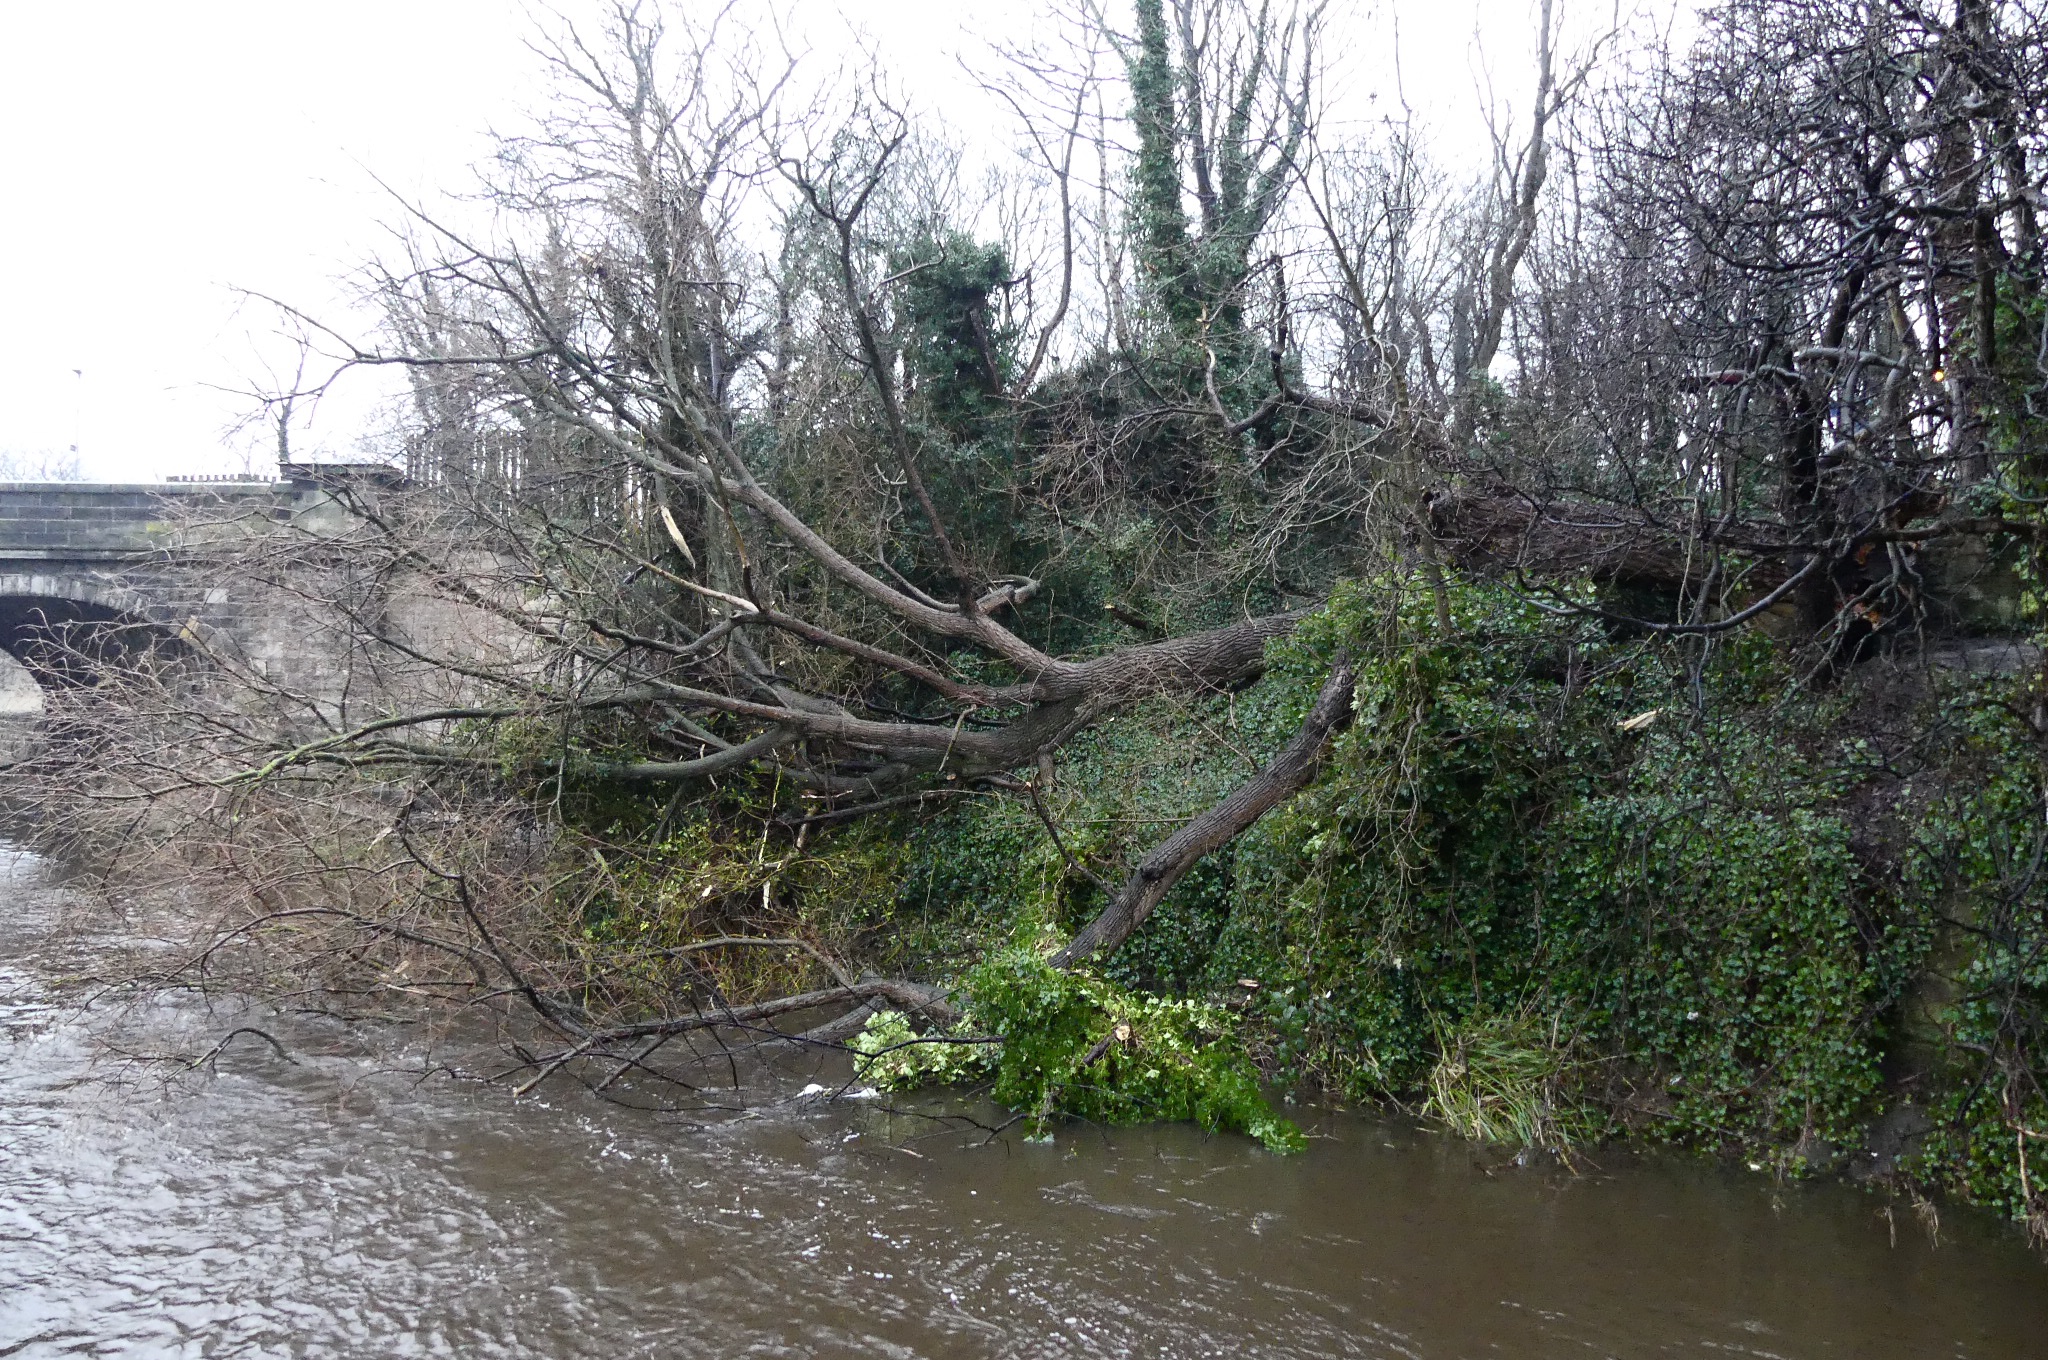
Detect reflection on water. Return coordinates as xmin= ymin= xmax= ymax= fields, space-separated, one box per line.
xmin=2 ymin=840 xmax=2044 ymax=1358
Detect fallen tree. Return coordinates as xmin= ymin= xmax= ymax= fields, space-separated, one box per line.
xmin=35 ymin=0 xmax=2048 ymax=1230
xmin=23 ymin=1 xmax=1412 ymax=1135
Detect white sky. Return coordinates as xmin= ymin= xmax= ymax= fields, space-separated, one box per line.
xmin=0 ymin=1 xmax=1641 ymax=483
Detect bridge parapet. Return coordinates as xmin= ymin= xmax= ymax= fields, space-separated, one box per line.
xmin=0 ymin=480 xmax=294 ymax=562
xmin=0 ymin=464 xmax=403 ymax=564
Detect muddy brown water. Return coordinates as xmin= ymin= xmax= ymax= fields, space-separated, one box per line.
xmin=2 ymin=840 xmax=2044 ymax=1358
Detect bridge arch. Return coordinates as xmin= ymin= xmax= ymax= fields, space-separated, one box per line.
xmin=0 ymin=572 xmax=189 ymax=693
xmin=0 ymin=476 xmax=384 ymax=709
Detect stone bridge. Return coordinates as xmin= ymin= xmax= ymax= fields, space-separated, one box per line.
xmin=0 ymin=470 xmax=379 ymax=715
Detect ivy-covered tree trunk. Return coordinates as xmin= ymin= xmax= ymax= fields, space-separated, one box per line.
xmin=1123 ymin=0 xmax=1312 ymax=376
xmin=1129 ymin=0 xmax=1198 ymax=338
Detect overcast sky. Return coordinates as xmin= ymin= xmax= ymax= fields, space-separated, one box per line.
xmin=0 ymin=1 xmax=1628 ymax=483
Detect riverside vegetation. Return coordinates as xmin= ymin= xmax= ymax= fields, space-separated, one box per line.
xmin=16 ymin=0 xmax=2048 ymax=1248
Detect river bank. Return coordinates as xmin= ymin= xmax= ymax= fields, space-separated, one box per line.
xmin=3 ymin=839 xmax=2045 ymax=1358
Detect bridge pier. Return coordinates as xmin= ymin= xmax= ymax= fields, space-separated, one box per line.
xmin=0 ymin=651 xmax=38 ymax=715
xmin=0 ymin=652 xmax=41 ymax=766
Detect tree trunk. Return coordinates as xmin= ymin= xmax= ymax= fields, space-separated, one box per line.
xmin=1052 ymin=655 xmax=1356 ymax=967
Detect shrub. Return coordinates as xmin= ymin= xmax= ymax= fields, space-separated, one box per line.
xmin=850 ymin=949 xmax=1304 ymax=1153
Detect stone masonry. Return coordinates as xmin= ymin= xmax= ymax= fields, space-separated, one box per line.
xmin=0 ymin=472 xmax=370 ymax=704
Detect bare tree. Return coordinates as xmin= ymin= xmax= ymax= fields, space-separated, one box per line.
xmin=30 ymin=0 xmax=1393 ymax=1096
xmin=1436 ymin=0 xmax=2048 ymax=657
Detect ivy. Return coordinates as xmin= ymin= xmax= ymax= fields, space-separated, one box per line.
xmin=783 ymin=573 xmax=2048 ymax=1228
xmin=851 ymin=949 xmax=1304 ymax=1154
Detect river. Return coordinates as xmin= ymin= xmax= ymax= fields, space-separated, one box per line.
xmin=2 ymin=839 xmax=2043 ymax=1358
